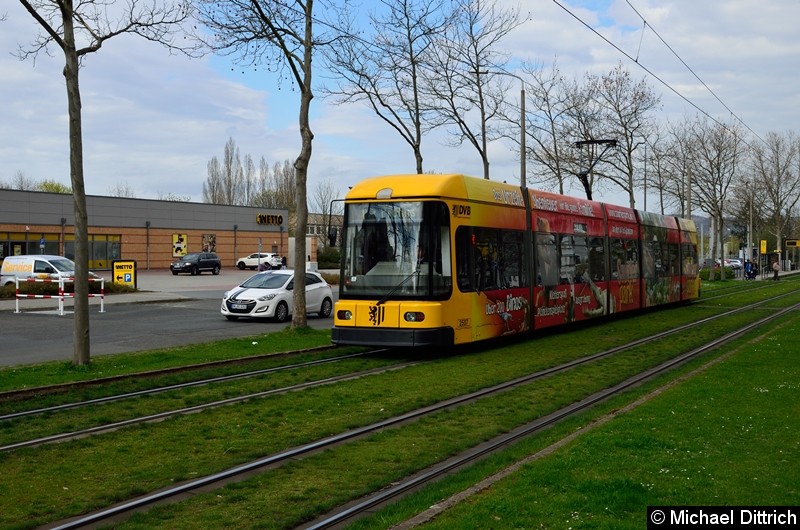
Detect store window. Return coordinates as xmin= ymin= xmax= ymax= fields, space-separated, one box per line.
xmin=65 ymin=234 xmax=121 ymax=269
xmin=0 ymin=233 xmax=60 ymax=257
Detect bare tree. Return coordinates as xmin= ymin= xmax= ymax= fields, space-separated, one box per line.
xmin=220 ymin=136 xmax=243 ymax=205
xmin=4 ymin=170 xmax=38 ymax=190
xmin=311 ymin=177 xmax=342 ymax=244
xmin=108 ymin=181 xmax=137 ymax=198
xmin=204 ymin=140 xmax=273 ymax=205
xmin=202 ymin=156 xmax=224 ymax=203
xmin=641 ymin=129 xmax=683 ymax=215
xmin=750 ymin=131 xmax=800 ymax=261
xmin=250 ymin=158 xmax=296 ymax=209
xmin=251 ymin=155 xmax=274 ymax=207
xmin=563 ymin=76 xmax=607 ymax=198
xmin=158 ymin=191 xmax=192 ymax=201
xmin=687 ymin=117 xmax=749 ymax=280
xmin=517 ymin=60 xmax=580 ymax=194
xmin=242 ymin=153 xmax=256 ymax=205
xmin=586 ymin=63 xmax=660 ymax=207
xmin=16 ymin=0 xmax=191 ymax=365
xmin=323 ymin=0 xmax=450 ymax=174
xmin=424 ymin=0 xmax=522 ymax=179
xmin=271 ymin=159 xmax=296 ymax=211
xmin=0 ymin=172 xmax=73 ymax=193
xmin=660 ymin=118 xmax=696 ymax=217
xmin=195 ymin=0 xmax=337 ymax=327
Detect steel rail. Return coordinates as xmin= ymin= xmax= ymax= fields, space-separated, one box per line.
xmin=304 ymin=302 xmax=800 ymax=529
xmin=45 ymin=299 xmax=799 ymax=530
xmin=0 ymin=345 xmax=343 ymax=401
xmin=5 ymin=291 xmax=790 ymax=453
xmin=0 ymin=362 xmax=418 ymax=453
xmin=0 ymin=351 xmax=381 ymax=422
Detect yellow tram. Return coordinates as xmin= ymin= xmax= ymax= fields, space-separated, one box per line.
xmin=331 ymin=174 xmax=700 ymax=347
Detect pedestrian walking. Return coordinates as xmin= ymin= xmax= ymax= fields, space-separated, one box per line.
xmin=744 ymin=260 xmax=755 ymax=280
xmin=772 ymin=260 xmax=780 ymax=281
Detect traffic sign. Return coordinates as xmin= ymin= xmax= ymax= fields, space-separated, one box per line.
xmin=112 ymin=260 xmax=137 ymax=288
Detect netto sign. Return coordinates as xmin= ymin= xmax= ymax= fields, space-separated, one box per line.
xmin=112 ymin=260 xmax=137 ymax=288
xmin=256 ymin=214 xmax=284 ymax=226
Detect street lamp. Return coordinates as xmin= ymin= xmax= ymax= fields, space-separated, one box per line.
xmin=517 ymin=82 xmax=526 ymax=188
xmin=479 ymin=69 xmax=527 ymax=187
xmin=746 ymin=181 xmax=753 ymax=261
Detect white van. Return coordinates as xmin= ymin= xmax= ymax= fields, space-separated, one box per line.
xmin=0 ymin=255 xmax=90 ymax=286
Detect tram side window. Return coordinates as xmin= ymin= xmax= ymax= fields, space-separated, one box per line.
xmin=681 ymin=242 xmax=699 ymax=277
xmin=642 ymin=241 xmax=678 ymax=279
xmin=610 ymin=238 xmax=639 ymax=279
xmin=535 ymin=232 xmax=558 ymax=287
xmin=501 ymin=231 xmax=526 ymax=288
xmin=667 ymin=243 xmax=680 ymax=276
xmin=570 ymin=236 xmax=589 ymax=283
xmin=642 ymin=239 xmax=661 ymax=279
xmin=588 ymin=237 xmax=606 ymax=281
xmin=455 ymin=227 xmax=526 ymax=292
xmin=558 ymin=235 xmax=575 ymax=284
xmin=455 ymin=228 xmax=474 ymax=291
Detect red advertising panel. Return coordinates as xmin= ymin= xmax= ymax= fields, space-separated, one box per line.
xmin=604 ymin=204 xmax=642 ymax=314
xmin=530 ymin=190 xmax=608 ymax=329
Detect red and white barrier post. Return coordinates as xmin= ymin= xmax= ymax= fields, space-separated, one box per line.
xmin=14 ymin=277 xmax=105 ymax=315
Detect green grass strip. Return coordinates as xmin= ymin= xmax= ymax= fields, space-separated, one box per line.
xmin=398 ymin=314 xmax=800 ymax=529
xmin=0 ymin=327 xmax=335 ymax=391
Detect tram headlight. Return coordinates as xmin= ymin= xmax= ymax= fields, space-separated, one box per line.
xmin=337 ymin=310 xmax=353 ymax=320
xmin=403 ymin=311 xmax=425 ymax=322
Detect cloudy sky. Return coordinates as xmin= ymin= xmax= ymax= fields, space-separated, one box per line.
xmin=1 ymin=0 xmax=798 ymax=208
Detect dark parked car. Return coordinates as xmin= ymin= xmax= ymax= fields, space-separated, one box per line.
xmin=170 ymin=252 xmax=222 ymax=275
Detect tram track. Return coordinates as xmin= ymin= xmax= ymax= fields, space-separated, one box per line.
xmin=0 ymin=345 xmax=344 ymax=403
xmin=304 ymin=301 xmax=800 ymax=529
xmin=2 ymin=291 xmax=793 ymax=455
xmin=1 ymin=279 xmax=786 ymax=420
xmin=0 ymin=361 xmax=418 ymax=452
xmin=42 ymin=295 xmax=800 ymax=530
xmin=0 ymin=350 xmax=381 ymax=421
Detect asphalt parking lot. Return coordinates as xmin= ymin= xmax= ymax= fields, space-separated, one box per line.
xmin=0 ymin=268 xmax=338 ymax=367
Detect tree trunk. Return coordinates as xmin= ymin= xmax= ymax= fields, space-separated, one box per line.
xmin=292 ymin=4 xmax=314 ymax=328
xmin=62 ymin=0 xmax=91 ymax=365
xmin=708 ymin=217 xmax=716 ymax=281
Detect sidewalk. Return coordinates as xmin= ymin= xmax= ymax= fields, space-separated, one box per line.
xmin=0 ymin=268 xmax=244 ymax=313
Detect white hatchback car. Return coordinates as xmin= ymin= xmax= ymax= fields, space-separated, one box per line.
xmin=235 ymin=252 xmax=281 ymax=270
xmin=221 ymin=269 xmax=333 ymax=322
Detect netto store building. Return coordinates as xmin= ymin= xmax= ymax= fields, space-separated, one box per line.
xmin=0 ymin=189 xmax=294 ymax=270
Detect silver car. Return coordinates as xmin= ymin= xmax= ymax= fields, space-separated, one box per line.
xmin=221 ymin=269 xmax=333 ymax=322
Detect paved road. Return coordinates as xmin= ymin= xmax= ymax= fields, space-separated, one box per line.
xmin=0 ymin=269 xmax=338 ymax=367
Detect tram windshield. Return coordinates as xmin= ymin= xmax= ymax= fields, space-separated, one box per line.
xmin=340 ymin=201 xmax=452 ymax=299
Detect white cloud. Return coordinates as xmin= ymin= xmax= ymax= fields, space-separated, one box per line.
xmin=1 ymin=0 xmax=798 ymax=209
